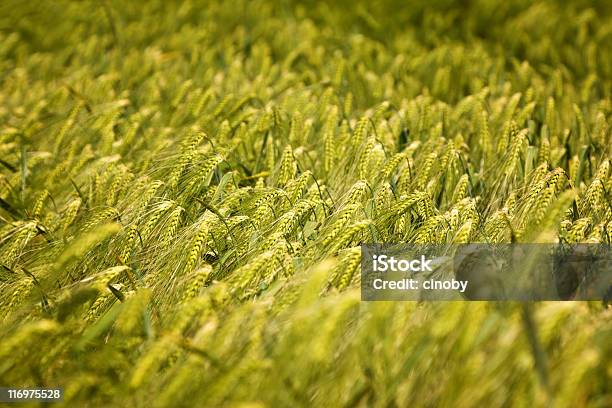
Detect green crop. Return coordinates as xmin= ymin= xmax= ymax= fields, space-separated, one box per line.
xmin=0 ymin=0 xmax=610 ymax=406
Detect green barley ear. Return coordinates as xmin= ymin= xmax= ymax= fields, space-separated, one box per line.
xmin=171 ymin=80 xmax=193 ymax=108
xmin=98 ymin=108 xmax=121 ymax=155
xmin=136 ymin=179 xmax=164 ymax=214
xmin=84 ymin=290 xmax=114 ymax=323
xmin=502 ymin=92 xmax=522 ymax=124
xmin=54 ymin=102 xmax=82 ymax=154
xmin=82 ymin=207 xmax=120 ymax=231
xmin=416 ymin=151 xmax=437 ymax=189
xmin=212 ymin=93 xmax=234 ymax=118
xmin=31 ymin=189 xmax=49 ymax=219
xmin=592 ymin=112 xmax=608 ymax=148
xmin=273 ymin=210 xmax=298 ymax=237
xmin=323 ymin=106 xmax=339 ymax=174
xmin=184 ymin=154 xmax=224 ymax=192
xmin=584 ymin=179 xmax=607 ymax=218
xmin=264 ymin=131 xmax=276 ymax=173
xmin=384 ymin=191 xmax=427 ymax=220
xmin=168 ymin=131 xmax=205 ymax=189
xmin=346 ymin=180 xmax=370 ymax=206
xmin=530 ymin=184 xmax=556 ymax=225
xmin=477 ymin=104 xmax=491 ymax=160
xmin=484 ymin=209 xmax=510 ymax=242
xmin=496 ymin=121 xmax=508 ymax=154
xmin=453 ymin=219 xmax=474 ymax=243
xmin=416 ymin=194 xmax=435 ymax=219
xmin=545 ymin=96 xmax=556 ymax=135
xmin=525 ymin=190 xmax=576 ymax=242
xmin=181 ymin=265 xmax=213 ymax=302
xmin=415 ymin=214 xmax=446 ymax=244
xmin=343 ymin=92 xmax=353 ymax=117
xmin=141 ymin=201 xmax=172 ymax=241
xmin=191 ymin=88 xmax=213 ymax=117
xmin=256 ymin=108 xmax=272 ymax=133
xmin=122 ymin=115 xmax=141 ymax=149
xmin=452 ymin=174 xmax=469 ymax=204
xmin=106 ymin=170 xmax=133 ymax=206
xmin=160 ymin=206 xmax=184 ymax=250
xmin=358 ymin=136 xmax=376 ymax=179
xmin=338 ymin=119 xmax=351 ymax=146
xmin=218 ymin=120 xmax=231 ymax=144
xmin=83 ymin=265 xmax=131 ymax=291
xmin=61 ymin=198 xmax=82 ymax=235
xmin=352 ymin=116 xmax=370 ymax=151
xmin=505 ymin=128 xmax=528 ymax=177
xmin=587 ymin=221 xmax=606 ymax=243
xmin=569 ymin=155 xmax=580 ymax=185
xmin=332 ymin=247 xmax=361 ymax=291
xmin=1 ymin=276 xmax=35 ymax=317
xmin=538 ymin=125 xmax=550 ymax=164
xmin=119 ymin=225 xmax=139 ymax=264
xmin=53 ymin=222 xmax=121 ymax=281
xmin=333 ymin=57 xmax=345 ymax=87
xmin=517 ymin=101 xmax=535 ymax=125
xmin=594 ymin=159 xmax=610 ymax=181
xmin=573 ymin=104 xmax=587 ymax=144
xmin=184 ymin=222 xmax=209 ymax=273
xmin=375 ymin=183 xmax=392 ymax=214
xmin=286 ymin=170 xmax=312 ymax=203
xmin=323 ymin=127 xmax=337 ymax=174
xmin=288 ymin=112 xmax=304 ymax=145
xmin=380 ymin=152 xmax=405 ymax=182
xmin=277 ymin=145 xmax=296 ymax=186
xmin=530 ymin=163 xmax=550 ymax=190
xmin=564 ymin=217 xmax=592 ymax=242
xmin=271 ymin=105 xmax=285 ymax=128
xmin=231 ymin=251 xmax=275 ymax=297
xmin=373 ymin=101 xmax=390 ymax=124
xmin=438 ymin=140 xmax=455 ymax=175
xmin=320 ymin=204 xmax=360 ymax=247
xmin=328 ymin=220 xmax=372 ymax=254
xmin=395 ymin=163 xmax=413 ymax=195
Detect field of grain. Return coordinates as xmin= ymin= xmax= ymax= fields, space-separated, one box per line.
xmin=0 ymin=0 xmax=610 ymax=406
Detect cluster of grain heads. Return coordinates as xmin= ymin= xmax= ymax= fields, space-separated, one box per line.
xmin=181 ymin=265 xmax=213 ymax=302
xmin=184 ymin=221 xmax=210 ymax=274
xmin=61 ymin=197 xmax=82 ymax=236
xmin=328 ymin=220 xmax=373 ymax=254
xmin=0 ymin=221 xmax=37 ymax=267
xmin=168 ymin=131 xmax=206 ymax=189
xmin=327 ymin=247 xmax=361 ymax=291
xmin=119 ymin=225 xmax=139 ymax=264
xmin=0 ymin=0 xmax=610 ymax=406
xmin=160 ymin=206 xmax=184 ymax=250
xmin=277 ymin=145 xmax=297 ymax=187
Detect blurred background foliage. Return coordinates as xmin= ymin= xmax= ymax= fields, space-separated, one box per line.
xmin=0 ymin=0 xmax=610 ymax=407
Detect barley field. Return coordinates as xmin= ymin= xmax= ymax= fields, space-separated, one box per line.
xmin=0 ymin=0 xmax=610 ymax=406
